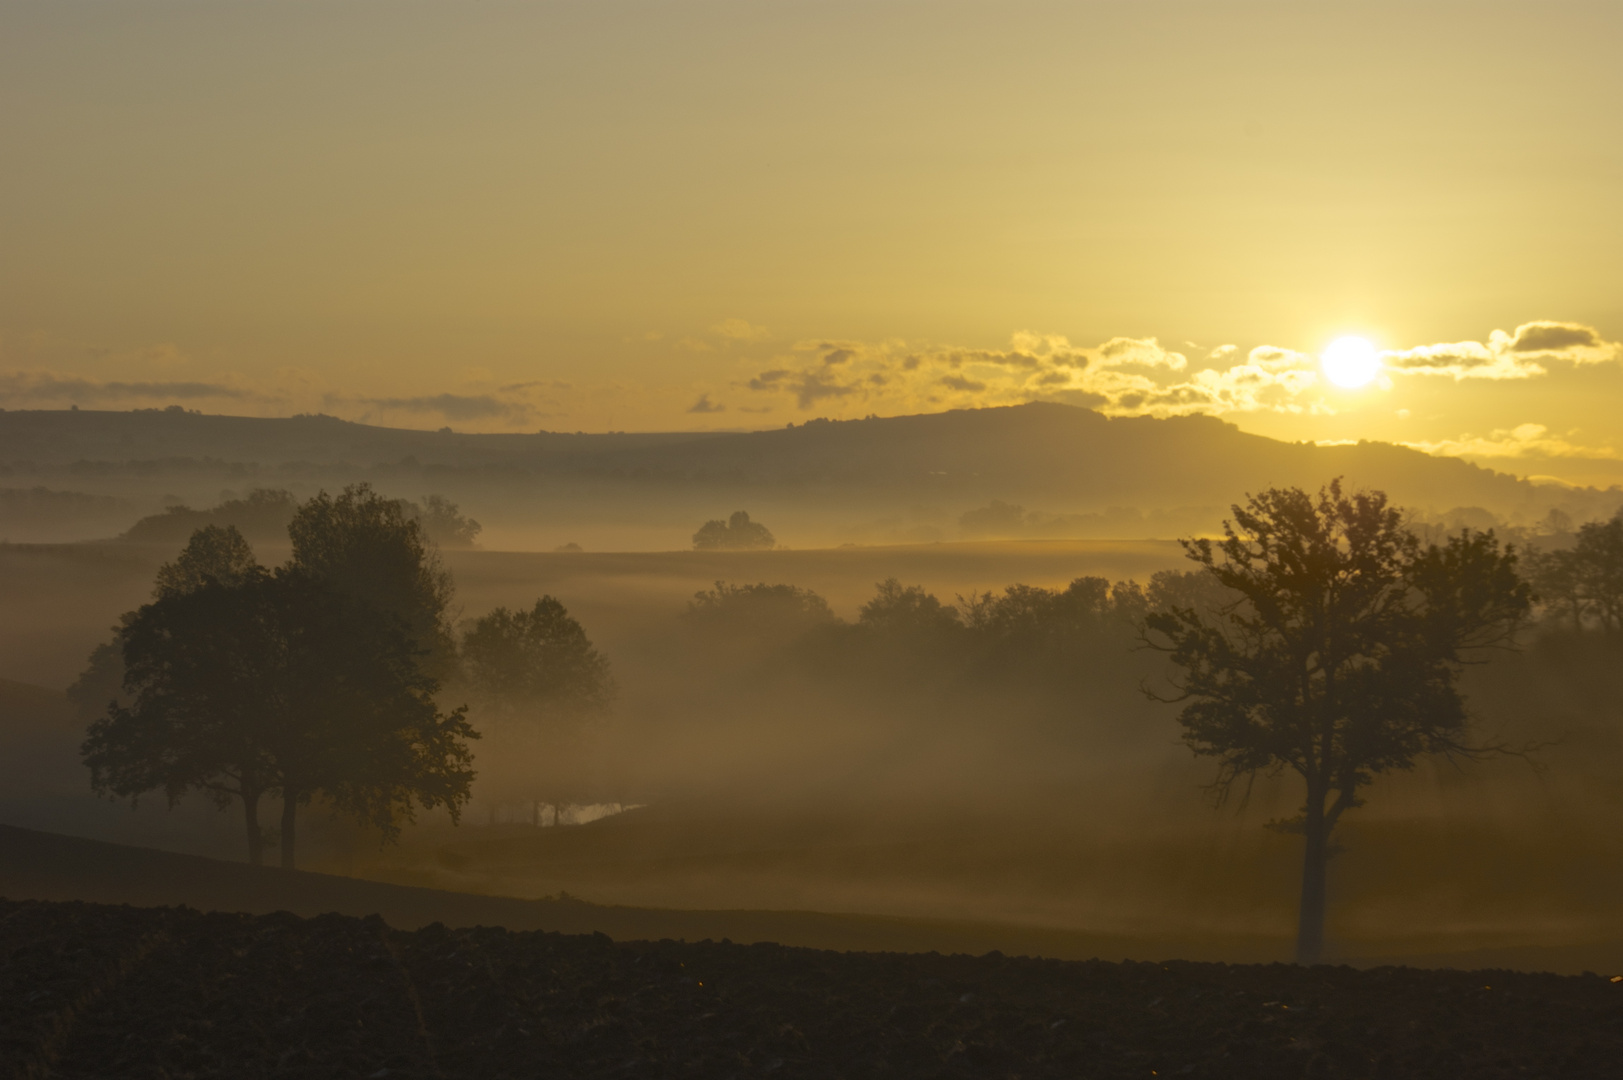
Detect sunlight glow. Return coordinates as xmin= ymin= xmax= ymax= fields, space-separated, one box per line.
xmin=1321 ymin=337 xmax=1380 ymax=389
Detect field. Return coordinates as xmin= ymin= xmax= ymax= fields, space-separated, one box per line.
xmin=6 ymin=891 xmax=1623 ymax=1079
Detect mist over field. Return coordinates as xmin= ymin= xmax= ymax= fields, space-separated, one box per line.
xmin=4 ymin=404 xmax=1623 ymax=970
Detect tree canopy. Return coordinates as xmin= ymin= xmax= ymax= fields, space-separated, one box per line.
xmin=289 ymin=482 xmax=457 ymax=677
xmin=1526 ymin=515 xmax=1623 ymax=633
xmin=692 ymin=510 xmax=776 ymax=550
xmin=1144 ymin=481 xmax=1530 ymax=964
xmin=460 ymin=597 xmax=615 ymax=719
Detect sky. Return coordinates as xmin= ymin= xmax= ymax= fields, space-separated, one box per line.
xmin=1 ymin=1 xmax=1621 ymax=483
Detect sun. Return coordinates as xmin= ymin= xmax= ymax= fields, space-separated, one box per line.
xmin=1320 ymin=336 xmax=1380 ymax=389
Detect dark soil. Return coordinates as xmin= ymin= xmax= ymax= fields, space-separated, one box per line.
xmin=4 ymin=897 xmax=1622 ymax=1079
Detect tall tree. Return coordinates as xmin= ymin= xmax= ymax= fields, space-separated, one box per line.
xmin=289 ymin=483 xmax=456 ymax=677
xmin=1144 ymin=481 xmax=1530 ymax=964
xmin=81 ymin=570 xmax=476 ymax=868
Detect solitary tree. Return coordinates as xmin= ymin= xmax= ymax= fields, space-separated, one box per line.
xmin=1144 ymin=481 xmax=1530 ymax=964
xmin=460 ymin=597 xmax=615 ymax=717
xmin=458 ymin=597 xmax=613 ymax=823
xmin=414 ymin=494 xmax=482 ymax=548
xmin=692 ymin=511 xmax=776 ymax=550
xmin=82 ymin=570 xmax=476 ymax=868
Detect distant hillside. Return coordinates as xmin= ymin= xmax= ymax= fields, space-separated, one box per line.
xmin=1 ymin=404 xmax=1616 ymax=547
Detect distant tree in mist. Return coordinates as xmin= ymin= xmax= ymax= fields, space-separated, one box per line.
xmin=119 ymin=488 xmax=296 ymax=546
xmin=961 ymin=577 xmax=1143 ymax=642
xmin=413 ymin=494 xmax=482 ymax=548
xmin=692 ymin=511 xmax=776 ymax=551
xmin=81 ymin=570 xmax=475 ymax=868
xmin=958 ymin=500 xmax=1033 ymax=538
xmin=859 ymin=579 xmax=960 ymax=634
xmin=685 ymin=581 xmax=837 ymax=643
xmin=1144 ymin=480 xmax=1531 ymax=965
xmin=461 ymin=597 xmax=615 ymax=718
xmin=1525 ymin=516 xmax=1623 ymax=633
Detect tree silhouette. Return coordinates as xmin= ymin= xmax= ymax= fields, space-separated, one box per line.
xmin=1527 ymin=516 xmax=1623 ymax=633
xmin=859 ymin=578 xmax=960 ymax=635
xmin=1144 ymin=481 xmax=1530 ymax=964
xmin=685 ymin=581 xmax=836 ymax=641
xmin=289 ymin=483 xmax=457 ymax=678
xmin=81 ymin=570 xmax=476 ymax=868
xmin=461 ymin=597 xmax=615 ymax=717
xmin=692 ymin=510 xmax=776 ymax=550
xmin=414 ymin=494 xmax=482 ymax=548
xmin=152 ymin=523 xmax=261 ymax=598
xmin=69 ymin=524 xmax=262 ymax=724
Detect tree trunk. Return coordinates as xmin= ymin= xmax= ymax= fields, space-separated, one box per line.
xmin=1296 ymin=799 xmax=1329 ymax=965
xmin=281 ymin=788 xmax=298 ymax=870
xmin=243 ymin=789 xmax=264 ymax=867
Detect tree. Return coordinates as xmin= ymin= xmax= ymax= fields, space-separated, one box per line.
xmin=1143 ymin=481 xmax=1530 ymax=964
xmin=289 ymin=483 xmax=456 ymax=677
xmin=692 ymin=510 xmax=776 ymax=550
xmin=684 ymin=581 xmax=836 ymax=642
xmin=69 ymin=524 xmax=262 ymax=724
xmin=414 ymin=494 xmax=482 ymax=548
xmin=1525 ymin=516 xmax=1623 ymax=633
xmin=152 ymin=524 xmax=261 ymax=598
xmin=81 ymin=570 xmax=477 ymax=868
xmin=458 ymin=598 xmax=612 ymax=824
xmin=859 ymin=578 xmax=960 ymax=634
xmin=460 ymin=597 xmax=615 ymax=717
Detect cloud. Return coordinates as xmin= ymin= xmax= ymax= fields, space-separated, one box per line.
xmin=740 ymin=329 xmax=1322 ymax=417
xmin=1096 ymin=337 xmax=1188 ymax=371
xmin=686 ymin=393 xmax=725 ymax=414
xmin=1383 ymin=322 xmax=1619 ymax=380
xmin=499 ymin=379 xmax=573 ymax=393
xmin=1506 ymin=322 xmax=1607 ymax=353
xmin=713 ymin=318 xmax=771 ymax=341
xmin=334 ymin=393 xmax=532 ymax=423
xmin=1401 ymin=423 xmax=1613 ymax=460
xmin=0 ymin=370 xmax=263 ymax=405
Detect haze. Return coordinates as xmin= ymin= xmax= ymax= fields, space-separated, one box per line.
xmin=4 ymin=0 xmax=1623 ymax=982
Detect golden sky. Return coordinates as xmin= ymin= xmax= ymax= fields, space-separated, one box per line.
xmin=1 ymin=2 xmax=1620 ymax=483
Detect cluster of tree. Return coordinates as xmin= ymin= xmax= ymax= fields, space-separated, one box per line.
xmin=77 ymin=484 xmax=608 ymax=868
xmin=117 ymin=488 xmax=481 ymax=548
xmin=692 ymin=510 xmax=775 ymax=550
xmin=1524 ymin=515 xmax=1623 ymax=633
